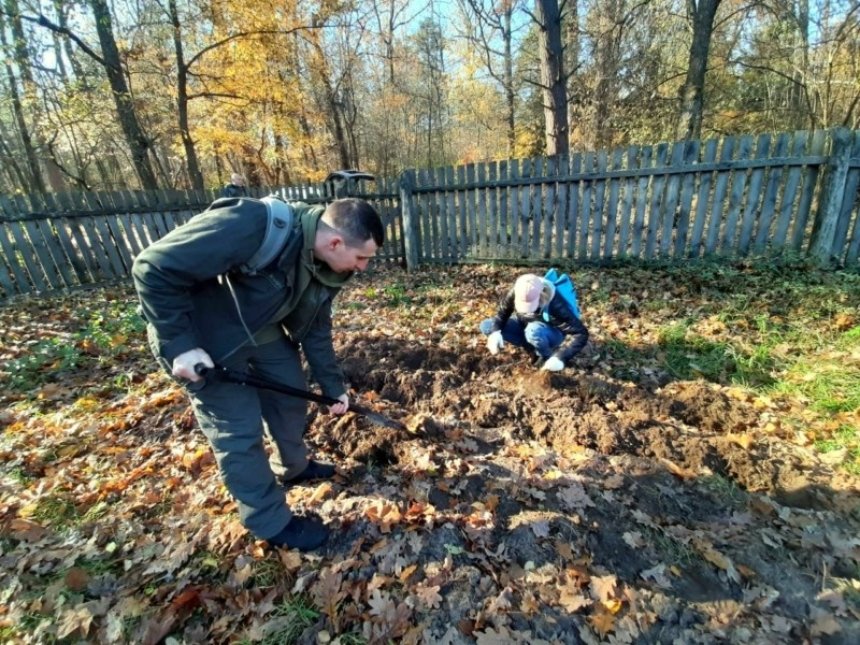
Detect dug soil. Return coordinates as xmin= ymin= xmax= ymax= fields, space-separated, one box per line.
xmin=306 ymin=332 xmax=859 ymax=643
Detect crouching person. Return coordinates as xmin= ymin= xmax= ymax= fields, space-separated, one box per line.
xmin=480 ymin=273 xmax=589 ymax=371
xmin=132 ymin=196 xmax=384 ymax=551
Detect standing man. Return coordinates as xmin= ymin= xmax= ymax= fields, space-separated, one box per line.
xmin=132 ymin=197 xmax=384 ymax=551
xmin=221 ymin=172 xmax=248 ymax=197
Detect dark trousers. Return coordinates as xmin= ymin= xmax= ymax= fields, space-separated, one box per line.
xmin=189 ymin=335 xmax=309 ymax=539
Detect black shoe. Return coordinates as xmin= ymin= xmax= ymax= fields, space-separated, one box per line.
xmin=284 ymin=460 xmax=336 ymax=486
xmin=267 ymin=515 xmax=329 ymax=551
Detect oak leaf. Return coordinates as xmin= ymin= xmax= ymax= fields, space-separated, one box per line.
xmin=590 ymin=574 xmax=618 ymax=602
xmin=414 ymin=583 xmax=442 ymax=609
xmin=589 ymin=610 xmax=616 ymax=637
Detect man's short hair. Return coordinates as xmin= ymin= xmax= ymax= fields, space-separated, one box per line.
xmin=322 ymin=198 xmax=384 ymax=248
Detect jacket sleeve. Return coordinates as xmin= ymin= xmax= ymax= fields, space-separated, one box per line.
xmin=300 ymin=295 xmax=346 ymax=399
xmin=550 ymin=297 xmax=589 ymax=362
xmin=132 ymin=200 xmax=267 ymax=363
xmin=488 ymin=288 xmax=517 ymax=332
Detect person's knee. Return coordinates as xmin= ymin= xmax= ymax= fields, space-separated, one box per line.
xmin=523 ymin=322 xmax=545 ymax=345
xmin=479 ymin=319 xmax=495 ymax=335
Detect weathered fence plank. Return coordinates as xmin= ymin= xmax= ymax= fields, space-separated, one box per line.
xmin=721 ymin=135 xmax=754 ymax=254
xmin=577 ymin=152 xmax=594 ymax=261
xmin=443 ymin=166 xmax=457 ymax=261
xmin=617 ymin=146 xmax=638 ymax=258
xmin=645 ymin=143 xmax=670 ymax=259
xmin=773 ymin=131 xmax=808 ymax=248
xmin=554 ymin=155 xmax=568 ymax=259
xmin=530 ymin=157 xmax=544 ymax=259
xmin=658 ymin=142 xmax=687 ymax=257
xmin=673 ymin=140 xmax=701 ymax=257
xmin=543 ymin=156 xmax=557 ymax=259
xmin=509 ymin=159 xmax=521 ymax=257
xmin=477 ymin=162 xmax=489 ymax=257
xmin=0 ymin=219 xmax=32 ymax=293
xmin=754 ymin=132 xmax=792 ymax=253
xmin=811 ymin=129 xmax=856 ymax=264
xmin=497 ymin=160 xmax=509 ymax=259
xmin=839 ymin=133 xmax=860 ymax=265
xmin=9 ymin=221 xmax=49 ymax=291
xmin=518 ymin=158 xmax=531 ymax=258
xmin=791 ymin=130 xmax=827 ymax=252
xmin=566 ymin=153 xmax=582 ymax=259
xmin=589 ymin=151 xmax=608 ymax=260
xmin=603 ymin=148 xmax=624 ymax=259
xmin=736 ymin=134 xmax=771 ymax=255
xmin=630 ymin=146 xmax=653 ymax=259
xmin=688 ymin=139 xmax=718 ymax=257
xmin=704 ymin=137 xmax=737 ymax=255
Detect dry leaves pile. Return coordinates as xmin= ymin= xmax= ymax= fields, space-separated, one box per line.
xmin=1 ymin=263 xmax=859 ymax=644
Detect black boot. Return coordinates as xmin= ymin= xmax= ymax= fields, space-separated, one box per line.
xmin=283 ymin=460 xmax=336 ymax=486
xmin=267 ymin=515 xmax=329 ymax=551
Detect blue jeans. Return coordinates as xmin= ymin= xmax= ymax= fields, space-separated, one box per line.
xmin=480 ymin=318 xmax=564 ymax=359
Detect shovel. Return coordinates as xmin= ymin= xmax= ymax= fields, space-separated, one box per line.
xmin=195 ymin=364 xmax=406 ymax=431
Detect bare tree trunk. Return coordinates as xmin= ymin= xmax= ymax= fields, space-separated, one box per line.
xmin=503 ymin=8 xmax=515 ymax=156
xmin=89 ymin=0 xmax=159 ymax=188
xmin=1 ymin=0 xmax=47 ymax=192
xmin=676 ymin=0 xmax=721 ymax=140
xmin=0 ymin=121 xmax=30 ymax=191
xmin=168 ymin=0 xmax=204 ymax=190
xmin=535 ymin=0 xmax=569 ymax=156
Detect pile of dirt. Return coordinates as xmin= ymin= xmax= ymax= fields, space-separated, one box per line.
xmin=298 ymin=331 xmax=860 ymax=643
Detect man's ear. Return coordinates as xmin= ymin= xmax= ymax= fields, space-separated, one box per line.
xmin=327 ymin=235 xmax=345 ymax=251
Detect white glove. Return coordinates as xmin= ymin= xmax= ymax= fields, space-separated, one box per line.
xmin=487 ymin=331 xmax=504 ymax=355
xmin=541 ymin=356 xmax=565 ymax=372
xmin=172 ymin=348 xmax=214 ymax=382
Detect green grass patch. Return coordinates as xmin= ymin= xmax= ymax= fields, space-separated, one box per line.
xmin=656 ymin=322 xmax=776 ymax=386
xmin=699 ymin=474 xmax=748 ymax=509
xmin=5 ymin=299 xmax=145 ymax=393
xmin=30 ymin=494 xmax=79 ymax=529
xmin=250 ymin=594 xmax=320 ymax=644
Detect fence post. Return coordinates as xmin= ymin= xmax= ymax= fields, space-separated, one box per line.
xmin=810 ymin=128 xmax=853 ymax=266
xmin=399 ymin=170 xmax=420 ymax=271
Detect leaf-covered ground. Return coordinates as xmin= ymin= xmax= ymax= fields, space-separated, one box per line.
xmin=1 ymin=261 xmax=859 ymax=644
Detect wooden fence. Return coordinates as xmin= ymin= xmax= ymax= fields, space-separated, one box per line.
xmin=0 ymin=179 xmax=403 ymax=299
xmin=1 ymin=128 xmax=859 ymax=300
xmin=399 ymin=128 xmax=860 ymax=269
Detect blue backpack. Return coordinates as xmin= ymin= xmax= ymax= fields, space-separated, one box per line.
xmin=544 ymin=268 xmax=582 ymax=320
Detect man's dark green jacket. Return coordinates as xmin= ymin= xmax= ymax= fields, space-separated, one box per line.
xmin=132 ymin=197 xmax=348 ymax=398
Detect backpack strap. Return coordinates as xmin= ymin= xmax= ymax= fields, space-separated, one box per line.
xmin=240 ymin=197 xmax=295 ymax=275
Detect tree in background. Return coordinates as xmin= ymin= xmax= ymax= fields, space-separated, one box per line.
xmin=1 ymin=0 xmax=859 ymax=194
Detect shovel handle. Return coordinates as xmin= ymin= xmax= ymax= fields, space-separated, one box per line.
xmin=194 ymin=363 xmax=341 ymax=407
xmin=193 ymin=364 xmax=405 ymax=431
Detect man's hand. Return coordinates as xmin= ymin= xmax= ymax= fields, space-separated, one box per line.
xmin=172 ymin=348 xmax=214 ymax=382
xmin=541 ymin=356 xmax=565 ymax=372
xmin=487 ymin=331 xmax=504 ymax=355
xmin=328 ymin=393 xmax=349 ymax=415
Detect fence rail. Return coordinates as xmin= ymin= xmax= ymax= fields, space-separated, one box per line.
xmin=2 ymin=129 xmax=859 ymax=300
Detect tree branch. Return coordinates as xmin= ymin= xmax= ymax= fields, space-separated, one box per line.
xmin=17 ymin=12 xmax=109 ymax=69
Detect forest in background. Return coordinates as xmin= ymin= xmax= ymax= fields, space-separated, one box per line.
xmin=0 ymin=0 xmax=858 ymax=195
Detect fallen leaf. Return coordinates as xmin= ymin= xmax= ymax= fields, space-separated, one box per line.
xmin=64 ymin=568 xmax=90 ymax=592
xmin=589 ymin=609 xmax=616 ymax=637
xmin=590 ymin=575 xmax=617 ymax=602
